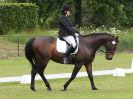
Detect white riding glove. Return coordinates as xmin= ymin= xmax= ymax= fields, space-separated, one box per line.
xmin=75 ymin=33 xmax=79 ymax=36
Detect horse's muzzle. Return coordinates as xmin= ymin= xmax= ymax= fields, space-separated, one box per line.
xmin=106 ymin=55 xmax=113 ymax=60
xmin=107 ymin=57 xmax=112 ymax=60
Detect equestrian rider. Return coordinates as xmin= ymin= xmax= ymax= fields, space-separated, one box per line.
xmin=58 ymin=4 xmax=81 ymax=64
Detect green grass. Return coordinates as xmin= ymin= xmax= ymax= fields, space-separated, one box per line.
xmin=0 ymin=74 xmax=133 ymax=99
xmin=2 ymin=28 xmax=58 ymax=44
xmin=0 ymin=52 xmax=133 ymax=77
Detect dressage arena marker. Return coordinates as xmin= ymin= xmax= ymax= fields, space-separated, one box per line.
xmin=0 ymin=58 xmax=133 ymax=84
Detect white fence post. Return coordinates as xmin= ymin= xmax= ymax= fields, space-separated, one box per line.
xmin=131 ymin=58 xmax=133 ymax=70
xmin=113 ymin=68 xmax=125 ymax=77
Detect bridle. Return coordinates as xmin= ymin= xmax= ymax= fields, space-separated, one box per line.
xmin=98 ymin=40 xmax=118 ymax=54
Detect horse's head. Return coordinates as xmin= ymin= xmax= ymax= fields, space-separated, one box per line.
xmin=105 ymin=36 xmax=119 ymax=60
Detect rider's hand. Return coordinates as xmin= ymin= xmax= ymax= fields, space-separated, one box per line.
xmin=75 ymin=33 xmax=79 ymax=36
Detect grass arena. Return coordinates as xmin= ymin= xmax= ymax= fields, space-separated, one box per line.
xmin=0 ymin=52 xmax=133 ymax=99
xmin=0 ymin=30 xmax=133 ymax=99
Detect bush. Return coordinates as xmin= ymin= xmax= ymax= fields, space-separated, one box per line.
xmin=0 ymin=3 xmax=39 ymax=34
xmin=82 ymin=0 xmax=132 ymax=27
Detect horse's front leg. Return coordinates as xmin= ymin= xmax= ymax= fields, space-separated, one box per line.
xmin=63 ymin=63 xmax=82 ymax=91
xmin=85 ymin=63 xmax=98 ymax=90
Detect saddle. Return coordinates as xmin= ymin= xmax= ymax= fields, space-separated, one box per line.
xmin=56 ymin=36 xmax=79 ymax=54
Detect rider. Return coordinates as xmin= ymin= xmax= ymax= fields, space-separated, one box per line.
xmin=58 ymin=4 xmax=81 ymax=64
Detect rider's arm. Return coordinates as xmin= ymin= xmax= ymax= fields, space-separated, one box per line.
xmin=60 ymin=16 xmax=75 ymax=35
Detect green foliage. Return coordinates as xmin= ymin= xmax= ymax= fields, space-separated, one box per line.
xmin=82 ymin=0 xmax=133 ymax=27
xmin=1 ymin=0 xmax=133 ymax=30
xmin=36 ymin=0 xmax=75 ymax=28
xmin=124 ymin=1 xmax=133 ymax=27
xmin=7 ymin=0 xmax=75 ymax=28
xmin=0 ymin=3 xmax=39 ymax=34
xmin=44 ymin=10 xmax=59 ymax=28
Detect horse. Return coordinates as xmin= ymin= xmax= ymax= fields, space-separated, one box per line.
xmin=25 ymin=33 xmax=119 ymax=91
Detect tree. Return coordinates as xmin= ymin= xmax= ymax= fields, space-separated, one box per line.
xmin=74 ymin=0 xmax=82 ymax=27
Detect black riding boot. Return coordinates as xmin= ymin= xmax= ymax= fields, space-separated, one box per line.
xmin=63 ymin=45 xmax=74 ymax=64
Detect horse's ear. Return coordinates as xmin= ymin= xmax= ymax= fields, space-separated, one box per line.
xmin=116 ymin=36 xmax=119 ymax=43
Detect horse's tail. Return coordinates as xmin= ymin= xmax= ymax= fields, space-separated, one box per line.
xmin=25 ymin=38 xmax=36 ymax=68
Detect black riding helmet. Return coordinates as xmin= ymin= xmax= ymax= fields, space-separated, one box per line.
xmin=61 ymin=4 xmax=71 ymax=15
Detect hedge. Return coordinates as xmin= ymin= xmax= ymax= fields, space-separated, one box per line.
xmin=0 ymin=3 xmax=39 ymax=34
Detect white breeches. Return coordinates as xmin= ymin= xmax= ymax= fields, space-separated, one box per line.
xmin=63 ymin=36 xmax=76 ymax=48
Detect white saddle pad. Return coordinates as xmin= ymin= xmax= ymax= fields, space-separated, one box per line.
xmin=56 ymin=37 xmax=79 ymax=54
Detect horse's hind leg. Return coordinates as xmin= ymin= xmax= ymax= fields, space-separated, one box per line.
xmin=31 ymin=63 xmax=51 ymax=91
xmin=38 ymin=71 xmax=51 ymax=91
xmin=31 ymin=66 xmax=37 ymax=91
xmin=38 ymin=59 xmax=51 ymax=91
xmin=63 ymin=63 xmax=82 ymax=91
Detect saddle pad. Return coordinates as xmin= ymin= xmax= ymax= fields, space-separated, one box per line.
xmin=56 ymin=37 xmax=79 ymax=54
xmin=56 ymin=38 xmax=67 ymax=53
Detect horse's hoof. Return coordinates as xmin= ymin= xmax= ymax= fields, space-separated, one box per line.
xmin=30 ymin=87 xmax=36 ymax=91
xmin=62 ymin=89 xmax=67 ymax=91
xmin=47 ymin=87 xmax=52 ymax=91
xmin=92 ymin=87 xmax=98 ymax=90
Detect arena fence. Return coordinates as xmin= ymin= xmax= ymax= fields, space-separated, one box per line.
xmin=0 ymin=34 xmax=133 ymax=58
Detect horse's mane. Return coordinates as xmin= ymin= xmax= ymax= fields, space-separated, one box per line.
xmin=83 ymin=33 xmax=115 ymax=38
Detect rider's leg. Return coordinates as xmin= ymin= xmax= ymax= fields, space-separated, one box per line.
xmin=63 ymin=36 xmax=76 ymax=48
xmin=63 ymin=36 xmax=76 ymax=63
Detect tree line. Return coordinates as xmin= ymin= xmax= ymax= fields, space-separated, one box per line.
xmin=1 ymin=0 xmax=133 ymax=28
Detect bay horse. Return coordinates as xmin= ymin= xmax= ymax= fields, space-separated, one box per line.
xmin=25 ymin=33 xmax=119 ymax=91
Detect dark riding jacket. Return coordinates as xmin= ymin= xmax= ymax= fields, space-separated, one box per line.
xmin=58 ymin=15 xmax=77 ymax=38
